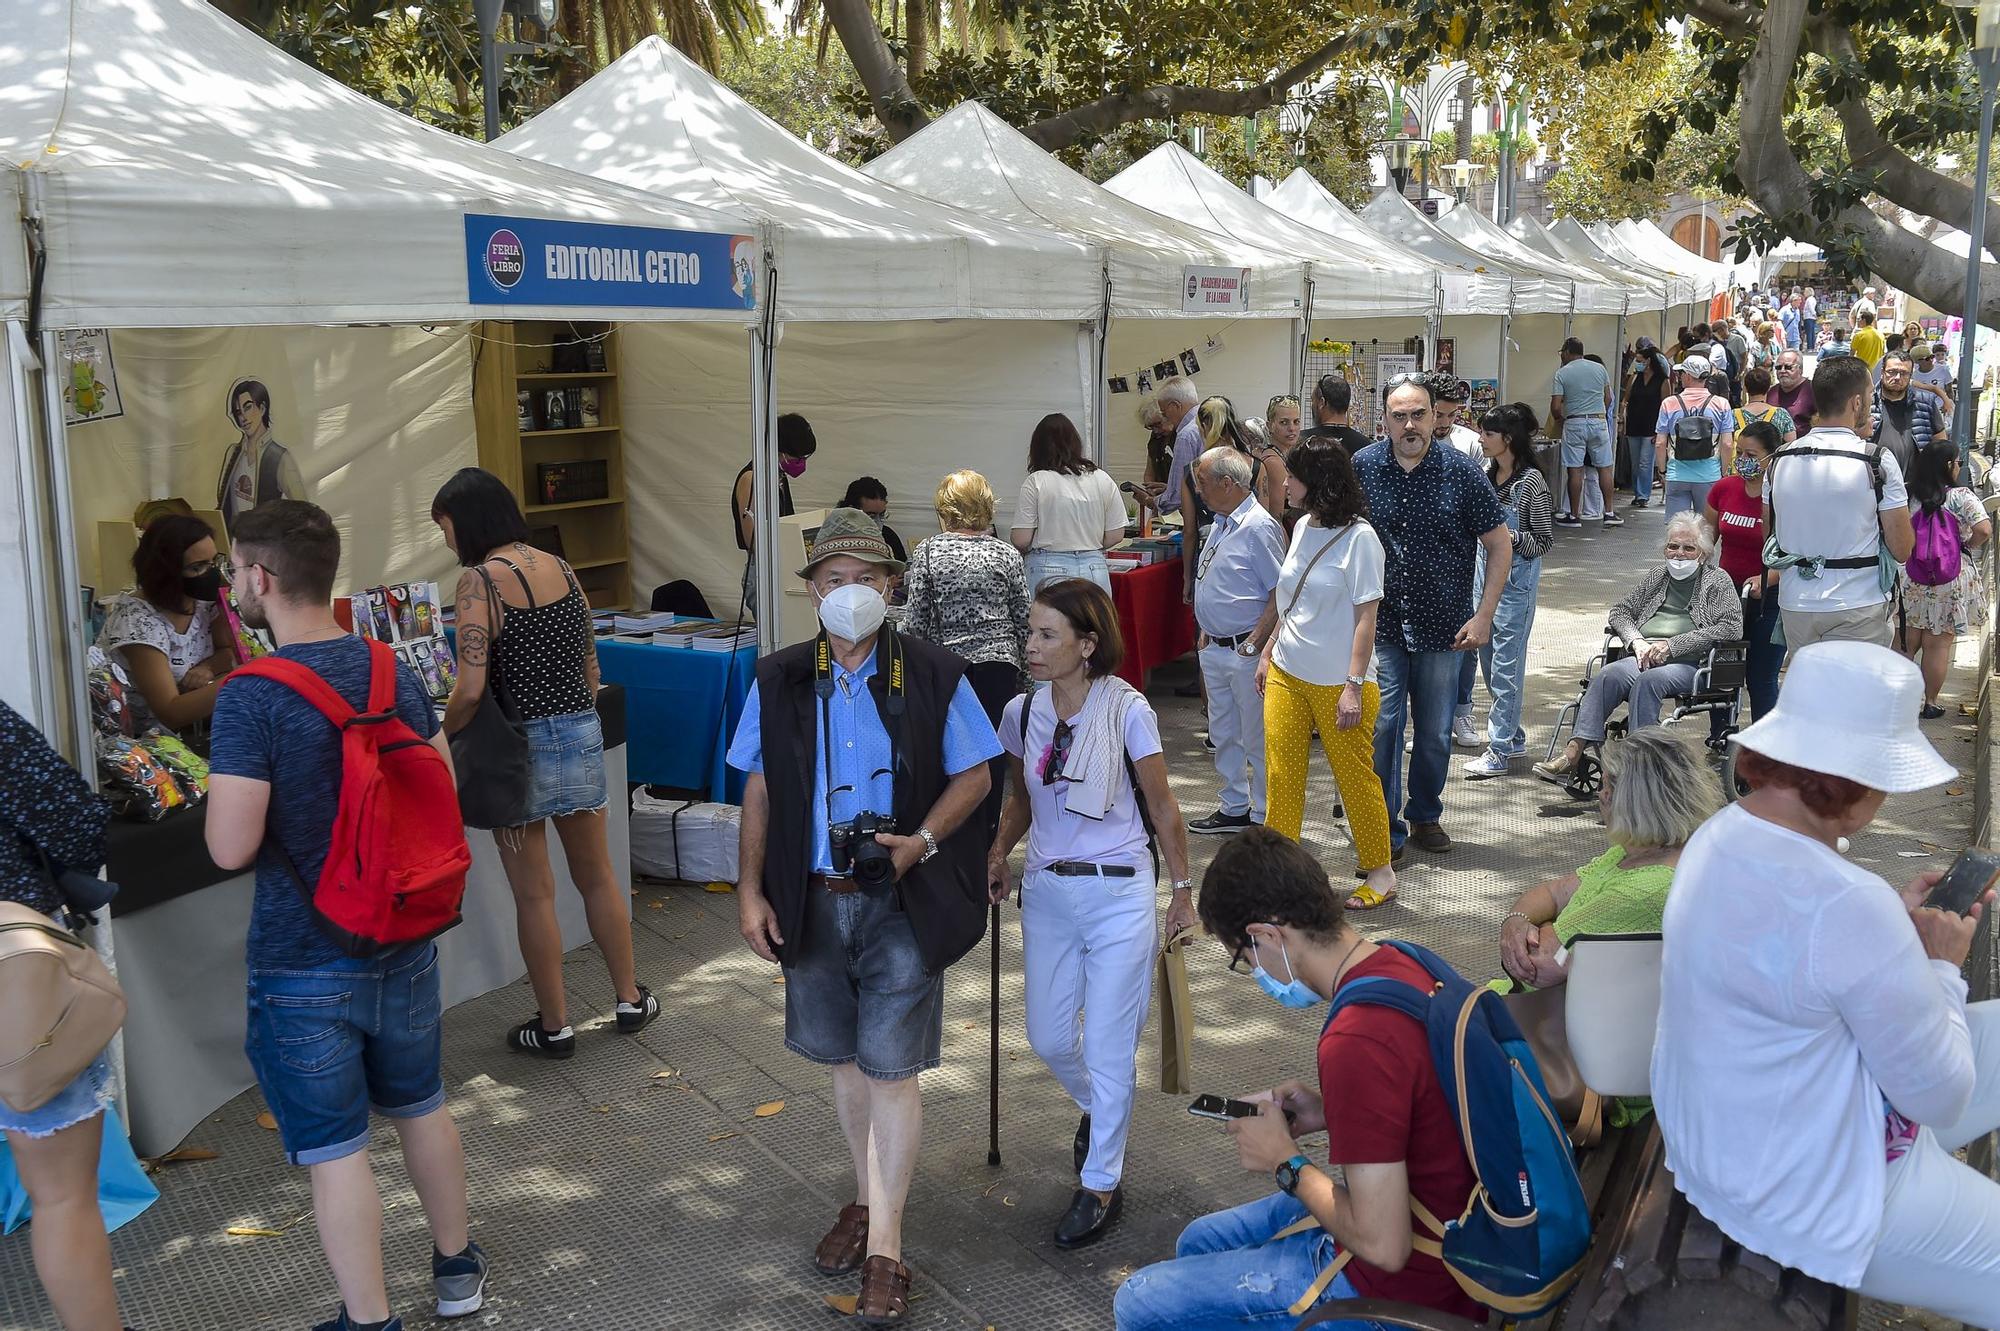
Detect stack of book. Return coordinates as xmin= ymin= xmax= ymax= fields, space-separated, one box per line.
xmin=608 ymin=610 xmax=682 ymax=635
xmin=651 ymin=620 xmax=753 ymax=652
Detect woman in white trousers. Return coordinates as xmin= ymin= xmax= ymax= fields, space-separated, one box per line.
xmin=988 ymin=577 xmax=1193 ymax=1251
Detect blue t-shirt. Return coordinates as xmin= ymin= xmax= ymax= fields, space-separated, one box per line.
xmin=211 ymin=635 xmax=440 ymax=969
xmin=1655 ymin=390 xmax=1736 ymax=484
xmin=1352 ymin=440 xmax=1505 ymax=653
xmin=1552 ymin=358 xmax=1612 ymax=418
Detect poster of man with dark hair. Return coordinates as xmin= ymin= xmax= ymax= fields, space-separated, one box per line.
xmin=215 ymin=377 xmax=310 ymax=537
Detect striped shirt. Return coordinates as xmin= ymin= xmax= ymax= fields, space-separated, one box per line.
xmin=1497 ymin=465 xmax=1556 ymax=560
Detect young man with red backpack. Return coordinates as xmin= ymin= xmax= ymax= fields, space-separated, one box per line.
xmin=207 ymin=501 xmax=487 ymax=1331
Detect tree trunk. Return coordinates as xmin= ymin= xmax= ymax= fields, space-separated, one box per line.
xmin=823 ymin=0 xmax=928 ymax=140
xmin=908 ymin=0 xmax=928 ymax=80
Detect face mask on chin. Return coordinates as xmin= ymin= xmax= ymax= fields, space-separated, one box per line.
xmin=1250 ymin=933 xmax=1320 ymax=1009
xmin=816 ymin=582 xmax=886 ymax=643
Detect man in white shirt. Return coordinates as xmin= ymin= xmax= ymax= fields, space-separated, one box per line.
xmin=1429 ymin=375 xmax=1483 ymax=462
xmin=1188 ymin=448 xmax=1285 ymax=834
xmin=1764 ymin=355 xmax=1915 ymax=648
xmin=1852 ymin=285 xmax=1878 ymax=328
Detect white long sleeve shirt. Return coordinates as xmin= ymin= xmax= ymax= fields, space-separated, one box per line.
xmin=1651 ymin=803 xmax=1975 ymax=1287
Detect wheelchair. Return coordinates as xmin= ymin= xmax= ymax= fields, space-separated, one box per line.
xmin=1544 ymin=628 xmax=1751 ymax=802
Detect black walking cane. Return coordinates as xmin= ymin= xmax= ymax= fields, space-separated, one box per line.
xmin=988 ymin=901 xmax=1002 ymax=1166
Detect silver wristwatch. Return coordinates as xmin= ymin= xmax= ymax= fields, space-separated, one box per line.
xmin=916 ymin=827 xmax=939 ymax=863
xmin=1344 ymin=674 xmax=1366 ymax=688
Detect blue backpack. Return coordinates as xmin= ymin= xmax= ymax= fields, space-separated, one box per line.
xmin=1311 ymin=942 xmax=1593 ymax=1318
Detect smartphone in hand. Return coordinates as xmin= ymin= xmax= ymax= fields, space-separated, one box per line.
xmin=1924 ymin=848 xmax=2000 ymax=916
xmin=1188 ymin=1094 xmax=1262 ymax=1122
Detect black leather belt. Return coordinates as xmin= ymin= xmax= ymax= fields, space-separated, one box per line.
xmin=1047 ymin=861 xmax=1138 ymax=878
xmin=1206 ymin=631 xmax=1255 ymax=650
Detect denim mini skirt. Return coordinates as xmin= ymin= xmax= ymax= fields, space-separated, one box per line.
xmin=522 ymin=708 xmax=608 ymax=823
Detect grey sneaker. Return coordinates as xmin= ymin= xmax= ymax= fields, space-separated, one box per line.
xmin=1451 ymin=714 xmax=1483 ymax=748
xmin=433 ymin=1241 xmax=488 ymax=1318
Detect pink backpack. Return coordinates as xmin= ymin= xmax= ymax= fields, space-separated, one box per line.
xmin=1906 ymin=504 xmax=1963 ymax=587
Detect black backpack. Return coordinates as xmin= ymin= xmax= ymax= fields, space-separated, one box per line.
xmin=1667 ymin=396 xmax=1717 ymax=461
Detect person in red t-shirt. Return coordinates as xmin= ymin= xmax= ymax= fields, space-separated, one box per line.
xmin=1767 ymin=349 xmax=1816 ymax=433
xmin=1703 ymin=420 xmax=1786 ymax=727
xmin=1113 ymin=828 xmax=1488 ymax=1331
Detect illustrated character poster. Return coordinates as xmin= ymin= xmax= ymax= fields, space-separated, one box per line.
xmin=215 ymin=377 xmax=313 ymax=538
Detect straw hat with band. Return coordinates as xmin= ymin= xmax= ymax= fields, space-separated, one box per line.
xmin=1731 ymin=642 xmax=1956 ymax=794
xmin=796 ymin=506 xmax=908 ymax=579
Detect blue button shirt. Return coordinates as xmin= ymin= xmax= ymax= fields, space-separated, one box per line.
xmin=1193 ymin=493 xmax=1285 ymax=637
xmin=727 ymin=659 xmax=1002 ymax=874
xmin=1353 ymin=439 xmax=1505 ymax=653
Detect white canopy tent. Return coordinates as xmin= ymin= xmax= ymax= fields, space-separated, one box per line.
xmin=3 ymin=0 xmax=765 ymax=735
xmin=1551 ymin=217 xmax=1678 ymax=347
xmin=1633 ymin=220 xmax=1737 ymax=297
xmin=494 ymin=41 xmax=1106 ymax=629
xmin=861 ymin=101 xmax=1306 ymax=483
xmin=1592 ymin=222 xmax=1704 ymax=334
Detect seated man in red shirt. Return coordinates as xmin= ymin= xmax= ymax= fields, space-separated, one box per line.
xmin=1113 ymin=826 xmax=1487 ymax=1330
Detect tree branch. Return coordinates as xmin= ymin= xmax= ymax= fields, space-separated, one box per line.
xmin=821 ymin=0 xmax=929 ymax=141
xmin=1733 ymin=0 xmax=1998 ymax=324
xmin=1682 ymin=0 xmax=1762 ymax=41
xmin=1807 ymin=17 xmax=2000 ymax=272
xmin=1021 ymin=33 xmax=1366 ymax=153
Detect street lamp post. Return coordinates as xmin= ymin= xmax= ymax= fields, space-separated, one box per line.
xmin=1947 ymin=0 xmax=1999 ymax=454
xmin=473 ymin=0 xmax=560 ymax=141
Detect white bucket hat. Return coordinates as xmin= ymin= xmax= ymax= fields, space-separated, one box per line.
xmin=1733 ymin=642 xmax=1956 ymax=793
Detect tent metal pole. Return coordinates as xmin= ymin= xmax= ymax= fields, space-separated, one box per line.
xmin=1427 ymin=273 xmax=1442 ymax=370
xmin=2 ymin=319 xmax=58 ymax=731
xmin=1089 ymin=264 xmax=1111 ymax=467
xmin=751 ymin=250 xmax=783 ymax=653
xmin=36 ymin=327 xmax=91 ymax=763
xmin=1497 ymin=283 xmax=1514 ymax=403
xmin=1563 ymin=281 xmax=1576 ymax=342
xmin=1295 ymin=266 xmax=1314 ymax=401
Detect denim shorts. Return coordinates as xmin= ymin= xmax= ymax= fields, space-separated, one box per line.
xmin=0 ymin=916 xmax=114 ymax=1136
xmin=523 ymin=708 xmax=607 ymax=823
xmin=1560 ymin=417 xmax=1615 ymax=468
xmin=244 ymin=943 xmax=446 ymax=1166
xmin=783 ymin=883 xmax=943 ymax=1081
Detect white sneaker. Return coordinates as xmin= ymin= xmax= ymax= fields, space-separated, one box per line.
xmin=1451 ymin=715 xmax=1483 ymax=748
xmin=1463 ymin=751 xmax=1513 ymax=780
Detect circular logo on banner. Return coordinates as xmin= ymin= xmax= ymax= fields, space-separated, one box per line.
xmin=484 ymin=229 xmax=526 ymax=290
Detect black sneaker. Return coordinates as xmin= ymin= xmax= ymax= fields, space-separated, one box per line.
xmin=1555 ymin=514 xmax=1583 ymax=528
xmin=507 ymin=1016 xmax=575 ymax=1059
xmin=1187 ymin=810 xmax=1254 ymax=836
xmin=433 ymin=1242 xmax=489 ymax=1318
xmin=615 ymin=986 xmax=661 ymax=1033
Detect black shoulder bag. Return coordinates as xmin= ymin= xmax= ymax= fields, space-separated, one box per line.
xmin=450 ymin=566 xmax=531 ymax=830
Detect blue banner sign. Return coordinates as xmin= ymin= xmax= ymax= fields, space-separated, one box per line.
xmin=465 ymin=214 xmax=758 ymax=311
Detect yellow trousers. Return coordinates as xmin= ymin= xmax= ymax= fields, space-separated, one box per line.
xmin=1263 ymin=665 xmax=1393 ymax=871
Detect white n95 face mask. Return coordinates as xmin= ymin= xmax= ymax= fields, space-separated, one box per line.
xmin=817 ymin=582 xmax=887 ymax=642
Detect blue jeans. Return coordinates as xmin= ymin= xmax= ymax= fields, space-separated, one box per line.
xmin=245 ymin=943 xmax=446 ymax=1166
xmin=1372 ymin=643 xmax=1460 ymax=845
xmin=1025 ymin=549 xmax=1111 ymax=594
xmin=1663 ymin=479 xmax=1714 ymax=520
xmin=1113 ymin=1191 xmax=1384 ymax=1331
xmin=1481 ymin=556 xmax=1542 ymax=756
xmin=1712 ymin=591 xmax=1784 ymax=737
xmin=1627 ymin=436 xmax=1655 ymax=501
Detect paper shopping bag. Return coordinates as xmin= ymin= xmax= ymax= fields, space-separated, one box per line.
xmin=1156 ymin=929 xmax=1196 ymax=1095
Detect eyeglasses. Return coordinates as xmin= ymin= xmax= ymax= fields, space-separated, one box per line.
xmin=1038 ymin=719 xmax=1074 ymax=785
xmin=182 ymin=556 xmax=219 ymax=577
xmin=1227 ymin=945 xmax=1253 ymax=975
xmin=220 ymin=556 xmax=265 ymax=585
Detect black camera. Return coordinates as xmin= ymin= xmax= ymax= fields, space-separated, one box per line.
xmin=829 ymin=811 xmax=898 ymax=887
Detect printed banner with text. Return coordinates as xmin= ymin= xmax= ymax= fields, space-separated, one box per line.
xmin=1182 ymin=266 xmax=1250 ymax=314
xmin=465 ymin=214 xmax=759 ymax=311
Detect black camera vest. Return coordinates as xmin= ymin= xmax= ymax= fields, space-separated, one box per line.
xmin=754 ymin=627 xmax=989 ymax=976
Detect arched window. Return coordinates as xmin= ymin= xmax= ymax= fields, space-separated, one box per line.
xmin=1670 ymin=213 xmax=1722 ymax=261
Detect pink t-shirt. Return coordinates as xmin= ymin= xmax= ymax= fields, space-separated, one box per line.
xmin=1000 ymin=690 xmax=1162 ymax=872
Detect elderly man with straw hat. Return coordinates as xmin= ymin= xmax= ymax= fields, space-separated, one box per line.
xmin=727 ymin=507 xmax=1002 ymax=1325
xmin=1652 ymin=642 xmax=2000 ymax=1325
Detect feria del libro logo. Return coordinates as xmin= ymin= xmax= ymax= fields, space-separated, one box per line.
xmin=484 ymin=228 xmax=526 ymax=290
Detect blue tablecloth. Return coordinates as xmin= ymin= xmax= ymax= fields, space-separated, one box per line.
xmin=595 ymin=638 xmax=755 ymax=802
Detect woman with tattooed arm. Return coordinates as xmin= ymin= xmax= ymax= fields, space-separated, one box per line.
xmin=432 ymin=468 xmax=659 ymax=1058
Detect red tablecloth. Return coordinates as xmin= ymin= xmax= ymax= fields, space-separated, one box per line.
xmin=1110 ymin=558 xmax=1196 ymax=689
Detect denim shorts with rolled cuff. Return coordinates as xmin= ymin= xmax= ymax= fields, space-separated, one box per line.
xmin=783 ymin=880 xmax=943 ymax=1081
xmin=520 ymin=708 xmax=608 ymax=825
xmin=244 ymin=942 xmax=447 ymax=1166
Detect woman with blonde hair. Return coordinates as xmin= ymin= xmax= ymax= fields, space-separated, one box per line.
xmin=904 ymin=469 xmax=1030 ymax=838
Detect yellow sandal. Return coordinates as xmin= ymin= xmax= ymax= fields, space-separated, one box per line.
xmin=1346 ymin=884 xmax=1398 ymax=911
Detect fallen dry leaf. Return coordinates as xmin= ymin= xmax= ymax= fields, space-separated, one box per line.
xmin=225 ymin=1226 xmax=286 ymax=1238
xmin=147 ymin=1146 xmax=219 ymax=1168
xmin=824 ymin=1293 xmax=860 ymax=1315
xmin=704 ymin=881 xmax=735 ymax=893
xmin=1949 ymin=788 xmax=1966 ymax=797
xmin=254 ymin=1110 xmax=278 ymax=1131
xmin=592 ymin=1105 xmax=611 ymax=1114
xmin=647 ymin=900 xmax=664 ymax=909
xmin=1001 ymin=1195 xmax=1016 ymax=1207
xmin=773 ymin=976 xmax=786 ymax=985
xmin=651 ymin=1068 xmax=679 ymax=1079
xmin=754 ymin=1100 xmax=786 ymax=1117
xmin=708 ymin=1131 xmax=738 ymax=1143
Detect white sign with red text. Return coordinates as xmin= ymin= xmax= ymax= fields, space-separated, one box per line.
xmin=1181 ymin=266 xmax=1250 ymax=313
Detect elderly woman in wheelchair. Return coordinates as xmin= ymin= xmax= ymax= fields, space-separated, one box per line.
xmin=1534 ymin=513 xmax=1743 ymax=796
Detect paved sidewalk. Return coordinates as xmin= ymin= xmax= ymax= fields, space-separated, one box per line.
xmin=1 ymin=509 xmax=1977 ymax=1331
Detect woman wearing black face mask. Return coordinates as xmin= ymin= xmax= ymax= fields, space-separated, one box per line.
xmin=94 ymin=513 xmax=237 ymax=733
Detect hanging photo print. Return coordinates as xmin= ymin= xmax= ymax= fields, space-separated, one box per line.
xmin=1179 ymin=349 xmax=1201 ymax=376
xmin=1108 ymin=376 xmax=1132 ymax=394
xmin=1136 ymin=369 xmax=1154 ymax=394
xmin=1152 ymin=359 xmax=1180 ymax=383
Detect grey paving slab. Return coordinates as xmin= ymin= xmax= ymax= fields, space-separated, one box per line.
xmin=0 ymin=509 xmax=1979 ymax=1331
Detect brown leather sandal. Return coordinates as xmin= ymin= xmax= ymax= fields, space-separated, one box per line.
xmin=857 ymin=1254 xmax=912 ymax=1324
xmin=813 ymin=1203 xmax=870 ymax=1275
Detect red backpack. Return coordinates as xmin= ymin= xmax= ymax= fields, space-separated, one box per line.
xmin=231 ymin=640 xmax=470 ymax=956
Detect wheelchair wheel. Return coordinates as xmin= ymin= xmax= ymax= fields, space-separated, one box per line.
xmin=1564 ymin=749 xmax=1604 ymax=801
xmin=1721 ymin=744 xmax=1749 ymax=803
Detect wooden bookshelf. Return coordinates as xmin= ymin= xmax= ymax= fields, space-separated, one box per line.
xmin=471 ymin=319 xmax=632 ymax=610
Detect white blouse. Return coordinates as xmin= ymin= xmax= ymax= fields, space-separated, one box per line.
xmin=95 ymin=594 xmax=219 ymax=728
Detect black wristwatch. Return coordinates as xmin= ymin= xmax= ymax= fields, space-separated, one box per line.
xmin=1276 ymin=1153 xmax=1313 ymax=1196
